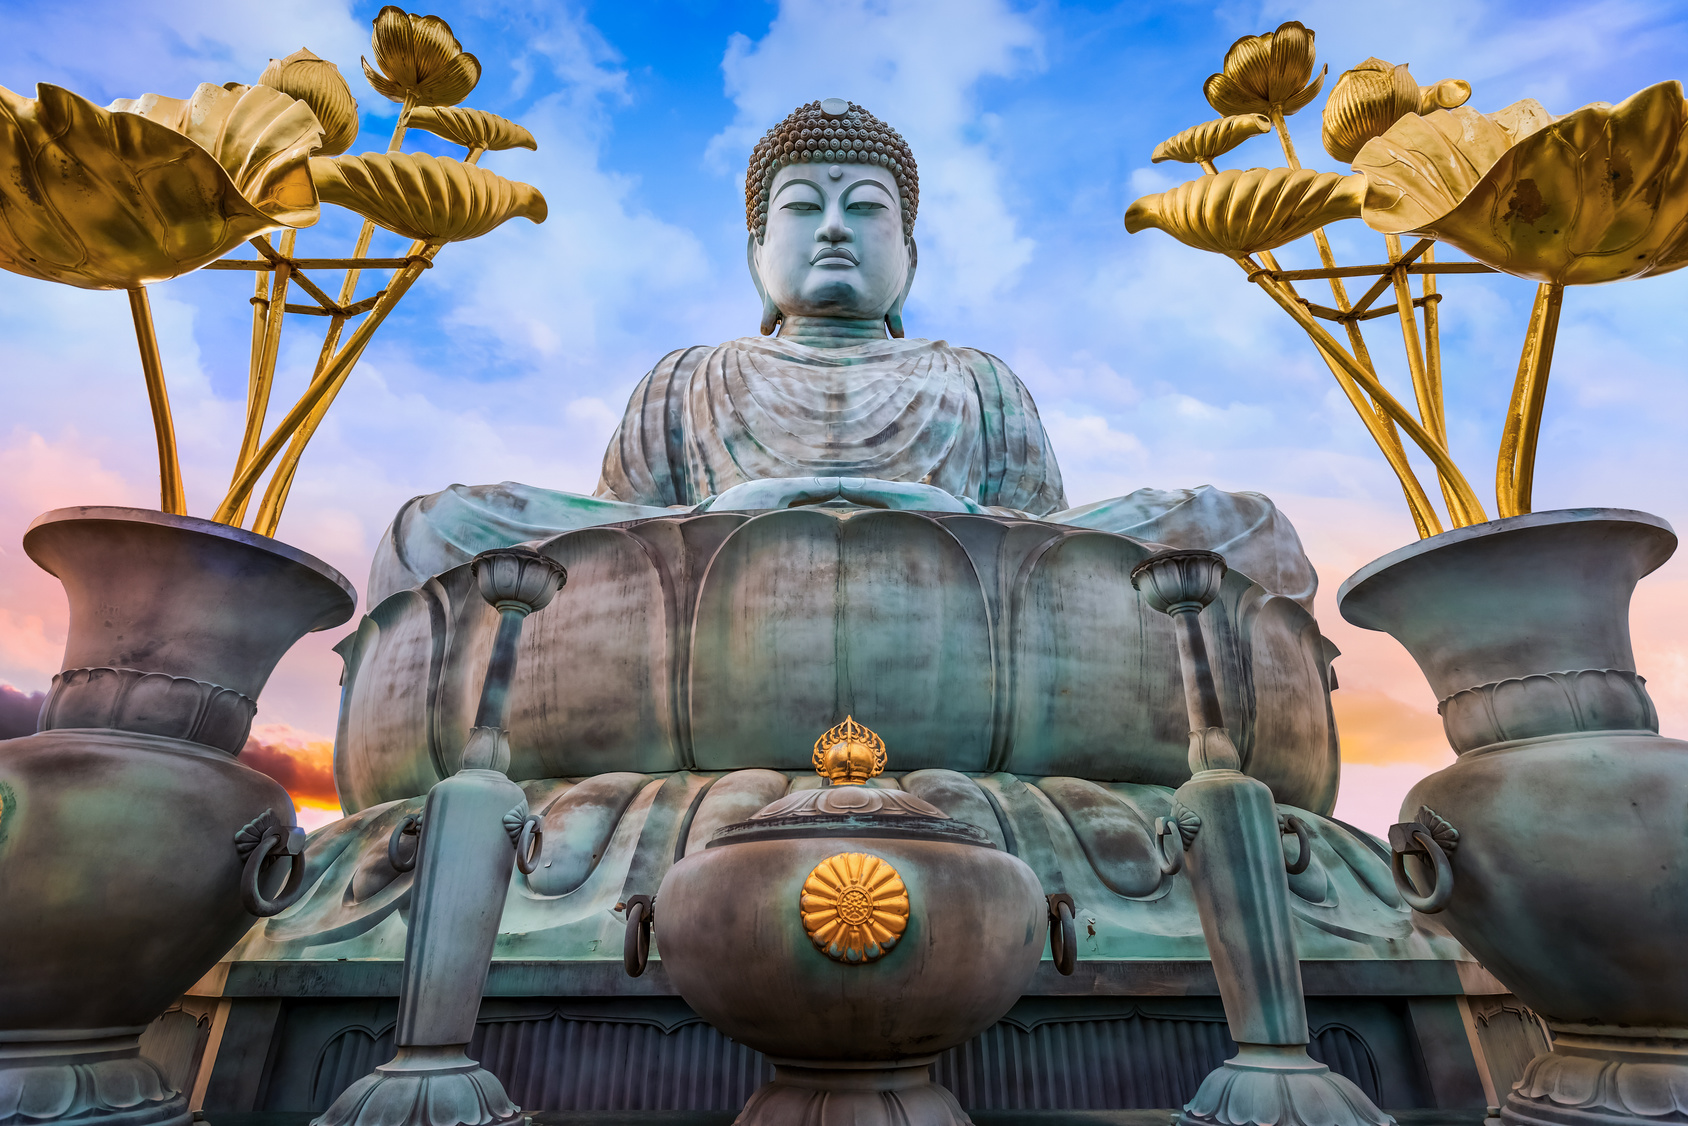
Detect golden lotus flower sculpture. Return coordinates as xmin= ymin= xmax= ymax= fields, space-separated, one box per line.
xmin=1152 ymin=114 xmax=1272 ymax=166
xmin=0 ymin=8 xmax=544 ymax=532
xmin=800 ymin=852 xmax=909 ymax=964
xmin=363 ymin=6 xmax=481 ymax=109
xmin=1322 ymin=57 xmax=1470 ymax=163
xmin=1204 ymin=21 xmax=1326 ymax=118
xmin=260 ymin=48 xmax=360 ymax=156
xmin=1125 ymin=167 xmax=1365 ymax=256
xmin=0 ymin=82 xmax=320 ymax=290
xmin=1353 ymin=81 xmax=1688 ymax=285
xmin=410 ymin=106 xmax=536 ymax=153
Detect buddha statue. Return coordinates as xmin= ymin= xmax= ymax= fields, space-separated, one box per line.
xmin=369 ymin=98 xmax=1315 ymax=613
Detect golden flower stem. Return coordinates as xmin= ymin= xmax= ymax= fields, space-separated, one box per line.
xmin=1241 ymin=258 xmax=1487 ymax=529
xmin=1264 ymin=106 xmax=1410 ymax=462
xmin=1495 ymin=282 xmax=1565 ymax=517
xmin=1421 ymin=244 xmax=1445 ymax=442
xmin=252 ymin=234 xmax=433 ymax=538
xmin=215 ymin=244 xmax=443 ymax=526
xmin=389 ymin=94 xmax=417 ymax=152
xmin=1384 ymin=232 xmax=1461 ymax=520
xmin=247 ymin=271 xmax=269 ymax=421
xmin=228 ymin=228 xmax=297 ymax=525
xmin=127 ymin=287 xmax=187 ymax=516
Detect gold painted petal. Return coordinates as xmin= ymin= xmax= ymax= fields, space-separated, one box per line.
xmin=1264 ymin=22 xmax=1318 ymax=103
xmin=1352 ymin=106 xmax=1514 ymax=234
xmin=109 ymin=83 xmax=323 ymax=227
xmin=1324 ymin=59 xmax=1472 ymax=164
xmin=0 ymin=84 xmax=293 ymax=289
xmin=1152 ymin=115 xmax=1272 ymax=164
xmin=410 ymin=106 xmax=536 ymax=152
xmin=1277 ymin=65 xmax=1328 ymax=117
xmin=1203 ymin=71 xmax=1269 ymax=118
xmin=1207 ymin=21 xmax=1320 ymax=117
xmin=1418 ymin=82 xmax=1688 ymax=284
xmin=260 ymin=48 xmax=359 ymax=156
xmin=1124 ymin=167 xmax=1364 ymax=256
xmin=311 ymin=151 xmax=546 ymax=242
xmin=366 ymin=6 xmax=482 ymax=108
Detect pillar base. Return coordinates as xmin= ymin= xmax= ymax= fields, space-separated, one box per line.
xmin=311 ymin=1047 xmax=520 ymax=1126
xmin=0 ymin=1031 xmax=188 ymax=1126
xmin=735 ymin=1058 xmax=970 ymax=1126
xmin=1178 ymin=1044 xmax=1395 ymax=1126
xmin=1503 ymin=1026 xmax=1688 ymax=1126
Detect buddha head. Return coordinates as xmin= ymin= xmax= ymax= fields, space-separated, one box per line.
xmin=745 ymin=98 xmax=920 ymax=337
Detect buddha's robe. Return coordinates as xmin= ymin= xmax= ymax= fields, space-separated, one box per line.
xmin=367 ymin=336 xmax=1317 ymax=612
xmin=596 ymin=336 xmax=1066 ymax=511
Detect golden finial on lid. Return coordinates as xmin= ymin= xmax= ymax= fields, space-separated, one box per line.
xmin=813 ymin=716 xmax=887 ymax=785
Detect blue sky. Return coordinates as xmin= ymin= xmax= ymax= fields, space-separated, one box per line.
xmin=1 ymin=0 xmax=1686 ymax=830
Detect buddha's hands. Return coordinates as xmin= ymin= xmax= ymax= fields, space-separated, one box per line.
xmin=695 ymin=477 xmax=987 ymax=514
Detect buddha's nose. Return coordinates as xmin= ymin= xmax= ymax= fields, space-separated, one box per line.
xmin=816 ymin=208 xmax=851 ymax=244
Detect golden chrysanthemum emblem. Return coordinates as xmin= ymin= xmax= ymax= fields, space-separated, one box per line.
xmin=800 ymin=852 xmax=908 ymax=964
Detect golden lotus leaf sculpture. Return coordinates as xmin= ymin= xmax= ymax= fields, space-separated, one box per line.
xmin=310 ymin=151 xmax=546 ymax=242
xmin=260 ymin=48 xmax=360 ymax=156
xmin=1125 ymin=167 xmax=1365 ymax=256
xmin=410 ymin=105 xmax=537 ymax=153
xmin=1322 ymin=57 xmax=1470 ymax=163
xmin=1354 ymin=81 xmax=1688 ymax=284
xmin=1151 ymin=114 xmax=1272 ymax=165
xmin=363 ymin=5 xmax=480 ymax=109
xmin=800 ymin=852 xmax=910 ymax=965
xmin=0 ymin=83 xmax=320 ymax=290
xmin=1204 ymin=20 xmax=1326 ymax=118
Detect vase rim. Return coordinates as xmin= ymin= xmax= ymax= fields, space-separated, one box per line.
xmin=1337 ymin=507 xmax=1676 ymax=609
xmin=25 ymin=505 xmax=356 ymax=607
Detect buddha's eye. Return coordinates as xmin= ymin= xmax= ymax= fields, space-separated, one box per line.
xmin=782 ymin=200 xmax=822 ymax=212
xmin=846 ymin=201 xmax=887 ymax=213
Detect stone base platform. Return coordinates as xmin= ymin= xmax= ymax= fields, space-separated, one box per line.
xmin=205 ymin=1109 xmax=1494 ymax=1126
xmin=146 ymin=959 xmax=1540 ymax=1121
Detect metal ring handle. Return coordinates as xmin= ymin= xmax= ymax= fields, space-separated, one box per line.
xmin=1282 ymin=814 xmax=1312 ymax=875
xmin=515 ymin=815 xmax=543 ymax=875
xmin=624 ymin=895 xmax=655 ymax=977
xmin=388 ymin=814 xmax=422 ymax=873
xmin=1155 ymin=816 xmax=1185 ymax=876
xmin=242 ymin=827 xmax=306 ymax=917
xmin=1046 ymin=893 xmax=1077 ymax=976
xmin=1391 ymin=823 xmax=1455 ymax=913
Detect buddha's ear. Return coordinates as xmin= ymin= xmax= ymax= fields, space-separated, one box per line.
xmin=746 ymin=233 xmax=782 ymax=336
xmin=885 ymin=236 xmax=918 ymax=339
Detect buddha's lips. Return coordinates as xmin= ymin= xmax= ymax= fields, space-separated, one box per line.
xmin=812 ymin=246 xmax=858 ymax=264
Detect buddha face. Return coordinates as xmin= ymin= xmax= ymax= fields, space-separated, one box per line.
xmin=753 ymin=162 xmax=913 ymax=323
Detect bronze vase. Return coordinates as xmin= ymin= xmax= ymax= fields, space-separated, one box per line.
xmin=0 ymin=507 xmax=355 ymax=1126
xmin=1338 ymin=508 xmax=1688 ymax=1126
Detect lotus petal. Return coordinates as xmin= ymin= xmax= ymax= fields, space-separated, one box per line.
xmin=109 ymin=83 xmax=323 ymax=227
xmin=0 ymin=83 xmax=317 ymax=290
xmin=1125 ymin=167 xmax=1364 ymax=256
xmin=1205 ymin=21 xmax=1326 ymax=117
xmin=260 ymin=48 xmax=360 ymax=156
xmin=1356 ymin=82 xmax=1688 ymax=284
xmin=1323 ymin=57 xmax=1470 ymax=163
xmin=363 ymin=6 xmax=480 ymax=108
xmin=312 ymin=151 xmax=546 ymax=242
xmin=1152 ymin=115 xmax=1271 ymax=164
xmin=410 ymin=105 xmax=536 ymax=153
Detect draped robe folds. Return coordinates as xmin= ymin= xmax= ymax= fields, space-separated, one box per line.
xmin=367 ymin=335 xmax=1318 ymax=612
xmin=597 ymin=336 xmax=1067 ymax=512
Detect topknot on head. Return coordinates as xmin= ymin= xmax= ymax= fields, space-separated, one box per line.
xmin=745 ymin=99 xmax=919 ymax=241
